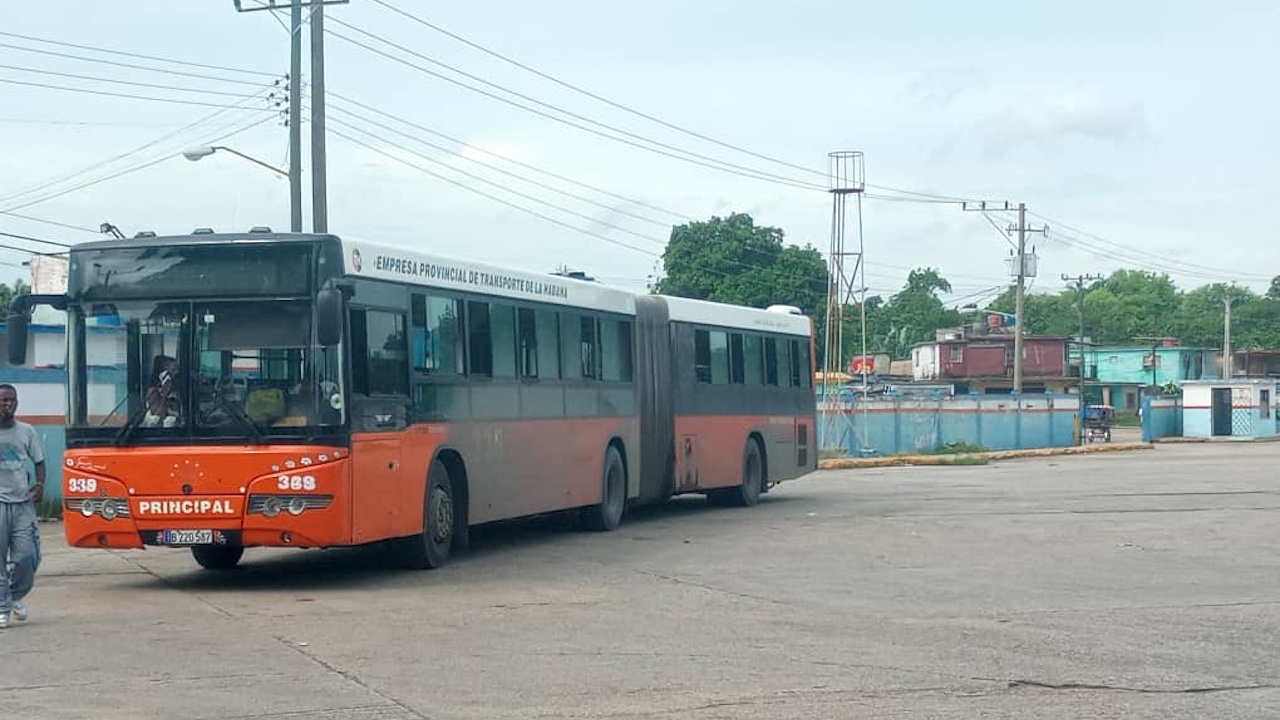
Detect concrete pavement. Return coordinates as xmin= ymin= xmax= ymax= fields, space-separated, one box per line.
xmin=5 ymin=442 xmax=1280 ymax=719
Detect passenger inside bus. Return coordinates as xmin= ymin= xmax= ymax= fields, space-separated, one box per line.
xmin=142 ymin=355 xmax=181 ymax=428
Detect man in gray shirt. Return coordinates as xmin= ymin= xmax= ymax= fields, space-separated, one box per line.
xmin=0 ymin=384 xmax=46 ymax=629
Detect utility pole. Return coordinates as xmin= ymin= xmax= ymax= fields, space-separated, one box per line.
xmin=1062 ymin=273 xmax=1102 ymax=390
xmin=233 ymin=0 xmax=347 ymax=233
xmin=961 ymin=201 xmax=1044 ymax=393
xmin=310 ymin=1 xmax=328 ymax=233
xmin=289 ymin=0 xmax=303 ymax=232
xmin=1223 ymin=284 xmax=1237 ymax=379
xmin=1008 ymin=204 xmax=1046 ymax=393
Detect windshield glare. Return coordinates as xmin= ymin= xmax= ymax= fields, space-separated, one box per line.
xmin=69 ymin=300 xmax=344 ymax=437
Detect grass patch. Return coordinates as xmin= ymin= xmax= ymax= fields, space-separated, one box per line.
xmin=1112 ymin=413 xmax=1141 ymax=427
xmin=931 ymin=455 xmax=991 ymax=466
xmin=923 ymin=441 xmax=988 ymax=455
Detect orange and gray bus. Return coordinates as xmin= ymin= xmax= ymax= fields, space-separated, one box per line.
xmin=7 ymin=231 xmax=816 ymax=570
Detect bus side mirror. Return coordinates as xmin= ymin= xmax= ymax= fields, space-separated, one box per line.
xmin=6 ymin=309 xmax=29 ymax=365
xmin=317 ymin=284 xmax=343 ymax=346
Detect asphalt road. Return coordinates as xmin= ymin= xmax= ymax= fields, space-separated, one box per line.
xmin=6 ymin=442 xmax=1280 ymax=719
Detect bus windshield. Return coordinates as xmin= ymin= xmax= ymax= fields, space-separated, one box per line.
xmin=68 ymin=299 xmax=344 ymax=443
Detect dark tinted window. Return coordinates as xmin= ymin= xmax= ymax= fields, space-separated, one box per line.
xmin=602 ymin=318 xmax=633 ymax=382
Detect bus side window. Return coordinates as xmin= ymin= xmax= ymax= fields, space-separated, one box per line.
xmin=729 ymin=333 xmax=745 ymax=384
xmin=350 ymin=309 xmax=370 ymax=395
xmin=536 ymin=308 xmax=560 ymax=379
xmin=744 ymin=334 xmax=764 ymax=384
xmin=602 ymin=318 xmax=633 ymax=382
xmin=709 ymin=331 xmax=729 ymax=384
xmin=788 ymin=340 xmax=804 ymax=388
xmin=416 ymin=295 xmax=463 ymax=375
xmin=764 ymin=337 xmax=779 ymax=386
xmin=694 ymin=329 xmax=712 ymax=383
xmin=517 ymin=307 xmax=538 ymax=379
xmin=365 ymin=310 xmax=408 ymax=396
xmin=491 ymin=303 xmax=516 ymax=378
xmin=560 ymin=312 xmax=582 ymax=380
xmin=776 ymin=336 xmax=792 ymax=388
xmin=467 ymin=301 xmax=493 ymax=376
xmin=580 ymin=316 xmax=600 ymax=380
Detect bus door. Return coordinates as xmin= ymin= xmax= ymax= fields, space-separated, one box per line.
xmin=347 ymin=307 xmax=415 ymax=543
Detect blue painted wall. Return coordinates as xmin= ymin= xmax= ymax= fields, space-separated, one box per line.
xmin=819 ymin=392 xmax=1080 ymax=457
xmin=1141 ymin=396 xmax=1183 ymax=441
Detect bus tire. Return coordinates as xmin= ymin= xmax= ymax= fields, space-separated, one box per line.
xmin=191 ymin=544 xmax=244 ymax=570
xmin=582 ymin=445 xmax=626 ymax=532
xmin=398 ymin=459 xmax=455 ymax=569
xmin=712 ymin=438 xmax=764 ymax=508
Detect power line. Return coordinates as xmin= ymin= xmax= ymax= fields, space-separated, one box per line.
xmin=0 ymin=212 xmax=98 ymax=234
xmin=324 ymin=23 xmax=826 ymax=192
xmin=333 ymin=114 xmax=667 ymax=247
xmin=0 ymin=77 xmax=282 ymax=110
xmin=370 ymin=0 xmax=834 ymax=183
xmin=0 ymin=31 xmax=276 ymax=77
xmin=330 ymin=126 xmax=659 ymax=257
xmin=0 ymin=63 xmax=266 ymax=98
xmin=367 ymin=0 xmax=1002 ymax=209
xmin=0 ymin=83 xmax=280 ymax=207
xmin=1031 ymin=211 xmax=1269 ymax=282
xmin=0 ymin=115 xmax=277 ymax=213
xmin=0 ymin=41 xmax=272 ymax=88
xmin=328 ymin=103 xmax=673 ymax=231
xmin=326 ymin=90 xmax=693 ymax=223
xmin=1047 ymin=227 xmax=1268 ymax=282
xmin=0 ymin=231 xmax=71 ymax=253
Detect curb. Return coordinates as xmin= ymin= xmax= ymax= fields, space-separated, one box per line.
xmin=818 ymin=442 xmax=1155 ymax=470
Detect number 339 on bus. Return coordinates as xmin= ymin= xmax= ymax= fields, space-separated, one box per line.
xmin=277 ymin=475 xmax=317 ymax=491
xmin=67 ymin=477 xmax=98 ymax=493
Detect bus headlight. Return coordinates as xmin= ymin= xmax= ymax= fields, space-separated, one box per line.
xmin=262 ymin=496 xmax=283 ymax=518
xmin=248 ymin=494 xmax=334 ymax=517
xmin=65 ymin=497 xmax=132 ymax=521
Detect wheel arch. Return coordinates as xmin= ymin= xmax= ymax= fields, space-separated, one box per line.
xmin=431 ymin=447 xmax=470 ymax=531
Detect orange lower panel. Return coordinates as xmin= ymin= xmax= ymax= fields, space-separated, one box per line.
xmin=673 ymin=414 xmax=808 ymax=492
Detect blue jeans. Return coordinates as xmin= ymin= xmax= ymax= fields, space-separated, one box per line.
xmin=1 ymin=500 xmax=38 ymax=615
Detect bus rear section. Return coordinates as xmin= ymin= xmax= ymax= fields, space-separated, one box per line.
xmin=635 ymin=296 xmax=817 ymax=506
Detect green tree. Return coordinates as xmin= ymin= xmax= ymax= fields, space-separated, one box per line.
xmin=0 ymin=279 xmax=30 ymax=317
xmin=873 ymin=268 xmax=962 ymax=359
xmin=652 ymin=213 xmax=827 ymax=321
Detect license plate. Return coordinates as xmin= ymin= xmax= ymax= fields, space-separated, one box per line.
xmin=159 ymin=529 xmax=215 ymax=545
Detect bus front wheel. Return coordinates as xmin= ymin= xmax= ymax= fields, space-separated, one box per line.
xmin=398 ymin=459 xmax=455 ymax=569
xmin=582 ymin=446 xmax=626 ymax=531
xmin=191 ymin=544 xmax=244 ymax=570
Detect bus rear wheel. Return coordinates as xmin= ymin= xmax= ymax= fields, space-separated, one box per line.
xmin=582 ymin=446 xmax=626 ymax=531
xmin=709 ymin=439 xmax=764 ymax=507
xmin=191 ymin=544 xmax=244 ymax=570
xmin=398 ymin=459 xmax=455 ymax=569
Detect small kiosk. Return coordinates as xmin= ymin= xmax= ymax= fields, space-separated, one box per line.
xmin=1181 ymin=379 xmax=1280 ymax=439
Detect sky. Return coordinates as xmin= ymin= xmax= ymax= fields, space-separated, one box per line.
xmin=0 ymin=0 xmax=1276 ymax=307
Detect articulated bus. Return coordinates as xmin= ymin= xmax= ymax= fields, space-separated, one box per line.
xmin=7 ymin=231 xmax=816 ymax=570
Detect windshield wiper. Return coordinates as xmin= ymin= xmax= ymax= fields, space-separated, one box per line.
xmin=113 ymin=405 xmax=151 ymax=446
xmin=207 ymin=393 xmax=265 ymax=444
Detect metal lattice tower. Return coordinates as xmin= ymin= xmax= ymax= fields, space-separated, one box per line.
xmin=819 ymin=151 xmax=866 ymax=453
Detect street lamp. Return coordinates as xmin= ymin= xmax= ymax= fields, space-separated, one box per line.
xmin=181 ymin=146 xmax=288 ymax=178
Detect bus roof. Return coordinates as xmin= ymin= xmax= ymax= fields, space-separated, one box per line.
xmin=656 ymin=295 xmax=812 ymax=337
xmin=66 ymin=232 xmax=810 ymax=329
xmin=340 ymin=238 xmax=636 ymax=316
